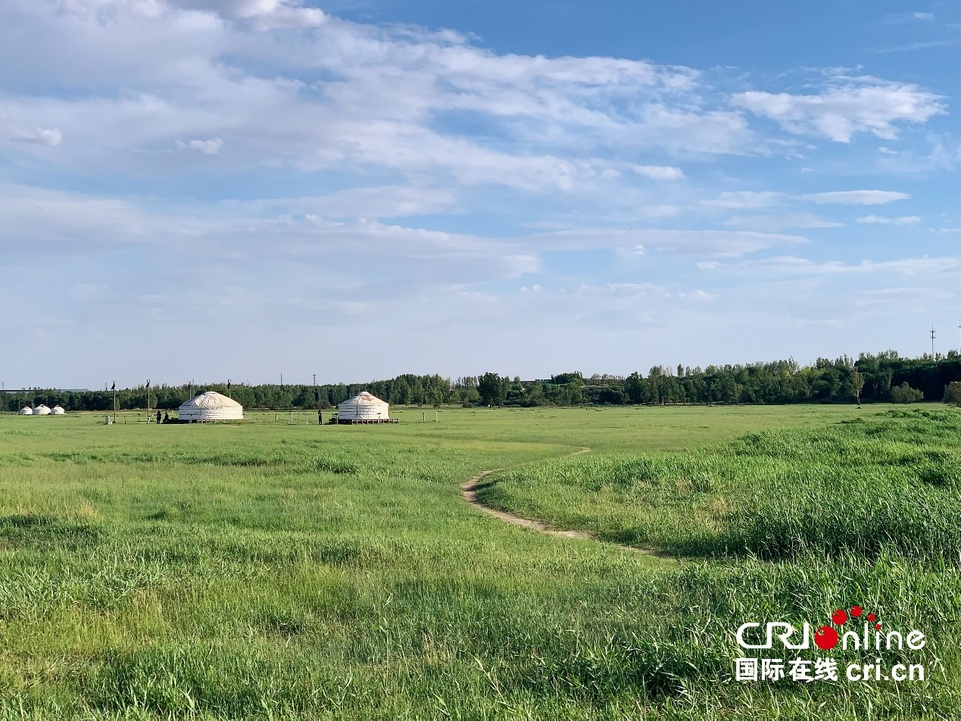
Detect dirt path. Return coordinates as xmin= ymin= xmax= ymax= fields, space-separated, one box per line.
xmin=460 ymin=447 xmax=655 ymax=551
xmin=461 ymin=468 xmax=595 ymax=541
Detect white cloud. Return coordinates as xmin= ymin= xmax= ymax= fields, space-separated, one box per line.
xmin=874 ymin=132 xmax=959 ymax=173
xmin=0 ymin=0 xmax=761 ymax=194
xmin=721 ymin=213 xmax=844 ymax=231
xmin=856 ymin=214 xmax=920 ymax=225
xmin=854 ymin=287 xmax=953 ymax=311
xmin=700 ymin=191 xmax=783 ymax=209
xmin=0 ymin=1 xmax=955 ymax=385
xmin=10 ymin=126 xmax=63 ymax=146
xmin=731 ymin=78 xmax=945 ymax=142
xmin=0 ymin=183 xmax=541 ymax=288
xmin=56 ymin=0 xmax=165 ymax=19
xmin=736 ymin=255 xmax=958 ymax=276
xmin=876 ymin=40 xmax=958 ymax=53
xmin=802 ymin=190 xmax=910 ymax=205
xmin=911 ymin=12 xmax=934 ymax=21
xmin=532 ymin=227 xmax=806 ymax=258
xmin=266 ymin=185 xmax=459 ymax=219
xmin=634 ymin=204 xmax=684 ymax=219
xmin=630 ymin=164 xmax=685 ymax=180
xmin=177 ymin=136 xmax=224 ymax=154
xmin=168 ymin=0 xmax=327 ymax=27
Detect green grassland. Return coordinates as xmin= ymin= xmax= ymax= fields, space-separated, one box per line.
xmin=0 ymin=405 xmax=957 ymax=720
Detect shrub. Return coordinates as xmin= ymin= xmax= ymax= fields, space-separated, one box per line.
xmin=943 ymin=381 xmax=961 ymax=406
xmin=890 ymin=382 xmax=923 ymax=404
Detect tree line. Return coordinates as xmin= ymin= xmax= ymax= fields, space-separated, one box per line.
xmin=4 ymin=351 xmax=960 ymax=412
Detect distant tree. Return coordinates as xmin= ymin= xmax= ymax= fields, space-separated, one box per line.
xmin=478 ymin=372 xmax=507 ymax=406
xmin=646 ymin=366 xmax=664 ymax=404
xmin=891 ymin=382 xmax=924 ymax=404
xmin=715 ymin=371 xmax=739 ymax=404
xmin=943 ymin=381 xmax=961 ymax=407
xmin=625 ymin=372 xmax=645 ymax=404
xmin=549 ymin=372 xmax=583 ymax=385
xmin=850 ymin=367 xmax=864 ymax=405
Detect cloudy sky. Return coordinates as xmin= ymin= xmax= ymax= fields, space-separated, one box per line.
xmin=2 ymin=0 xmax=958 ymax=389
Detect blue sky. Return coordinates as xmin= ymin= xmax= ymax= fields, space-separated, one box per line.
xmin=1 ymin=0 xmax=958 ymax=389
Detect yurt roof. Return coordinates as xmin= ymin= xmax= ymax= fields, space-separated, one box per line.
xmin=341 ymin=391 xmax=388 ymax=405
xmin=179 ymin=391 xmax=243 ymax=410
xmin=19 ymin=406 xmax=33 ymax=414
xmin=51 ymin=405 xmax=66 ymax=413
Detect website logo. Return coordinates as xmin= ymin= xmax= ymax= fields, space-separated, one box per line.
xmin=734 ymin=604 xmax=927 ymax=683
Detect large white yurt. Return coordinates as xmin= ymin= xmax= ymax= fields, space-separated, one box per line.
xmin=336 ymin=391 xmax=394 ymax=424
xmin=33 ymin=404 xmax=51 ymax=416
xmin=51 ymin=405 xmax=66 ymax=415
xmin=178 ymin=391 xmax=244 ymax=422
xmin=18 ymin=406 xmax=33 ymax=415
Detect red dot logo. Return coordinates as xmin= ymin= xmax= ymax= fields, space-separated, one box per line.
xmin=814 ymin=626 xmax=839 ymax=650
xmin=814 ymin=603 xmax=883 ymax=650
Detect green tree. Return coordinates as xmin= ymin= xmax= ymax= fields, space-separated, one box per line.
xmin=942 ymin=381 xmax=961 ymax=406
xmin=850 ymin=367 xmax=864 ymax=404
xmin=625 ymin=372 xmax=645 ymax=404
xmin=478 ymin=372 xmax=507 ymax=406
xmin=891 ymin=382 xmax=923 ymax=404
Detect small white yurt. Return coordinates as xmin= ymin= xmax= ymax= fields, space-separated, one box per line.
xmin=178 ymin=391 xmax=244 ymax=422
xmin=18 ymin=406 xmax=33 ymax=415
xmin=33 ymin=404 xmax=51 ymax=416
xmin=51 ymin=405 xmax=66 ymax=415
xmin=336 ymin=391 xmax=393 ymax=424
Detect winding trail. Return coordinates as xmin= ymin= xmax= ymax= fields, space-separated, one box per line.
xmin=460 ymin=447 xmax=655 ymax=552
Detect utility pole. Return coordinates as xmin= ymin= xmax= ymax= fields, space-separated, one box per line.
xmin=930 ymin=326 xmax=936 ymax=359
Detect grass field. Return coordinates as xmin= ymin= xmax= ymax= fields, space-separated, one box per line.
xmin=0 ymin=404 xmax=957 ymax=720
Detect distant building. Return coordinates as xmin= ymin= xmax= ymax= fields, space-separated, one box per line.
xmin=178 ymin=391 xmax=244 ymax=422
xmin=335 ymin=391 xmax=395 ymax=424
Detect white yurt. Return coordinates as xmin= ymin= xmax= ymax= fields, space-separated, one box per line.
xmin=51 ymin=405 xmax=66 ymax=415
xmin=33 ymin=404 xmax=51 ymax=416
xmin=18 ymin=406 xmax=33 ymax=415
xmin=336 ymin=391 xmax=394 ymax=424
xmin=178 ymin=391 xmax=244 ymax=422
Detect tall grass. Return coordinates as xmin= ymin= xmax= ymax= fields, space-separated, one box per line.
xmin=0 ymin=406 xmax=957 ymax=719
xmin=481 ymin=408 xmax=960 ymax=562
